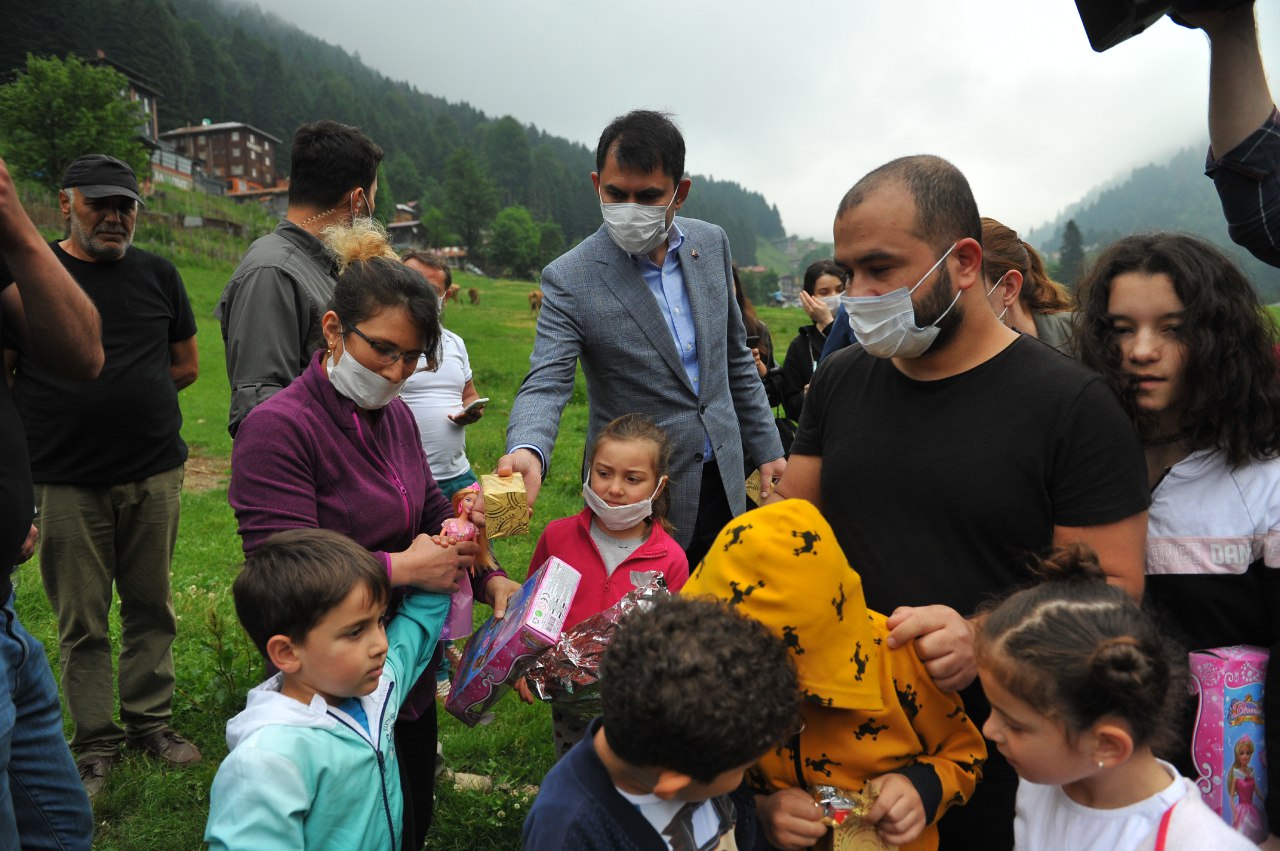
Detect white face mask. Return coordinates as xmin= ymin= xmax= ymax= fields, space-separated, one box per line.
xmin=819 ymin=294 xmax=842 ymax=314
xmin=599 ymin=189 xmax=678 ymax=256
xmin=581 ymin=476 xmax=667 ymax=532
xmin=842 ymin=242 xmax=960 ymax=359
xmin=327 ymin=353 xmax=405 ymax=410
xmin=986 ymin=272 xmax=1010 ymax=323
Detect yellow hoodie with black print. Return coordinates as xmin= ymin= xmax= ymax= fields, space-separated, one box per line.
xmin=683 ymin=499 xmax=986 ymax=851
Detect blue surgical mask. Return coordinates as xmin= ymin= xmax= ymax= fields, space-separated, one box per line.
xmin=842 ymin=242 xmax=959 ymax=359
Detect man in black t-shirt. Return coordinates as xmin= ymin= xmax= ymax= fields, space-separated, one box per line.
xmin=769 ymin=156 xmax=1150 ymax=850
xmin=0 ymin=156 xmax=100 ymax=848
xmin=4 ymin=156 xmax=201 ymax=799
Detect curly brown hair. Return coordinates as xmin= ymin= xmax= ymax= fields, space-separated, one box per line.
xmin=1074 ymin=233 xmax=1280 ymax=466
xmin=600 ymin=595 xmax=800 ymax=783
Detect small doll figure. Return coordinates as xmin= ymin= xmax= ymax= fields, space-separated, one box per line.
xmin=439 ymin=483 xmax=497 ymax=640
xmin=1228 ymin=735 xmax=1267 ymax=842
xmin=442 ymin=484 xmax=481 ymax=542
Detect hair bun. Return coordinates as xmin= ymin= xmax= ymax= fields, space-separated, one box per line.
xmin=1036 ymin=543 xmax=1107 ymax=584
xmin=321 ymin=218 xmax=398 ymax=274
xmin=1089 ymin=636 xmax=1160 ymax=696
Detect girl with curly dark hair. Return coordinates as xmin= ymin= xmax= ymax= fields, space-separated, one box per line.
xmin=1074 ymin=232 xmax=1280 ymax=839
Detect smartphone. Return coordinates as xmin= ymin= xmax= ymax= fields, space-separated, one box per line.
xmin=462 ymin=397 xmax=490 ymax=414
xmin=745 ymin=335 xmax=760 ymax=348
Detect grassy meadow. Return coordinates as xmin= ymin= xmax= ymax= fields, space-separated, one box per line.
xmin=10 ymin=248 xmax=799 ymax=849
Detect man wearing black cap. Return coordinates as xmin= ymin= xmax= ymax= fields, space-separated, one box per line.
xmin=2 ymin=154 xmax=201 ymax=797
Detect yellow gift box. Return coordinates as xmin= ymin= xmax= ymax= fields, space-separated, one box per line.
xmin=480 ymin=473 xmax=530 ymax=539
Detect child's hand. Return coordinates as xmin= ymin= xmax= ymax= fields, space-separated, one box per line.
xmin=864 ymin=773 xmax=926 ymax=846
xmin=755 ymin=787 xmax=828 ymax=850
xmin=482 ymin=575 xmax=522 ymax=620
xmin=513 ymin=676 xmax=537 ymax=704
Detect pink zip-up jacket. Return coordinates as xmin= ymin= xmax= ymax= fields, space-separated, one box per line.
xmin=531 ymin=507 xmax=689 ymax=630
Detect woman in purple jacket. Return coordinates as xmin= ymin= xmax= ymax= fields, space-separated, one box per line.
xmin=229 ymin=220 xmax=518 ymax=850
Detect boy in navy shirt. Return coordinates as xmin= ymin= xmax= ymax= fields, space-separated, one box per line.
xmin=523 ymin=595 xmax=800 ymax=850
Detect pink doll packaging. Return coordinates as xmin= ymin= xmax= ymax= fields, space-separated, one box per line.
xmin=1188 ymin=645 xmax=1269 ymax=842
xmin=444 ymin=556 xmax=580 ymax=727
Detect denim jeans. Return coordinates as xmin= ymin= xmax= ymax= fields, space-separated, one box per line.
xmin=0 ymin=583 xmax=93 ymax=849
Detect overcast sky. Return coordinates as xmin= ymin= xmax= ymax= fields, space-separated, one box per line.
xmin=261 ymin=0 xmax=1279 ymax=242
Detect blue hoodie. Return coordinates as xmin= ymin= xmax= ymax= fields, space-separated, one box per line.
xmin=204 ymin=590 xmax=448 ymax=850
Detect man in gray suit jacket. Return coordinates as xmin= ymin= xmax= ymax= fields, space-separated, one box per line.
xmin=500 ymin=110 xmax=785 ymax=567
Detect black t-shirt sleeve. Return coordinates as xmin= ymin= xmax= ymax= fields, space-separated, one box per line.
xmin=0 ymin=276 xmax=12 ymax=351
xmin=1048 ymin=375 xmax=1150 ymax=526
xmin=163 ymin=261 xmax=197 ymax=342
xmin=790 ymin=345 xmax=845 ymax=457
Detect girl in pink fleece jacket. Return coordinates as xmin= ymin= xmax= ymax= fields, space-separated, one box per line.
xmin=526 ymin=414 xmax=688 ymax=756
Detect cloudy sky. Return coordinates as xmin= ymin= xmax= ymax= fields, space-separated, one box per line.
xmin=263 ymin=0 xmax=1278 ymax=241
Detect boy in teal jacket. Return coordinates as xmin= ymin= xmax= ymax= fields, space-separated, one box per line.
xmin=205 ymin=528 xmax=449 ymax=850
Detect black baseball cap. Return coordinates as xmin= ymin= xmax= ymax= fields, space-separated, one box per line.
xmin=61 ymin=155 xmax=144 ymax=206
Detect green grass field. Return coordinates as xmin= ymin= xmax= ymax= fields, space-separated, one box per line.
xmin=10 ymin=255 xmax=801 ymax=849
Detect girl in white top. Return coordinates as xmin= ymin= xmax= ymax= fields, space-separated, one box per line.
xmin=974 ymin=547 xmax=1255 ymax=851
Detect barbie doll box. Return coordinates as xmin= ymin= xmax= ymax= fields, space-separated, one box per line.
xmin=445 ymin=556 xmax=581 ymax=726
xmin=1188 ymin=645 xmax=1269 ymax=839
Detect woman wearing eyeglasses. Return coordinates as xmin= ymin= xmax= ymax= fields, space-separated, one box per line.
xmin=228 ymin=219 xmax=518 ymax=850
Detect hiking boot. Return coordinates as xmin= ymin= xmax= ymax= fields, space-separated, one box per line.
xmin=77 ymin=753 xmax=117 ymax=798
xmin=129 ymin=727 xmax=202 ymax=767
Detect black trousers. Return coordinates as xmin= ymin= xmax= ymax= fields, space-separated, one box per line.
xmin=395 ymin=643 xmax=444 ymax=851
xmin=683 ymin=458 xmax=733 ymax=570
xmin=935 ymin=773 xmax=1016 ymax=850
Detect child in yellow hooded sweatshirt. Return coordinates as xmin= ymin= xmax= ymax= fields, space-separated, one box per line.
xmin=683 ymin=499 xmax=986 ymax=851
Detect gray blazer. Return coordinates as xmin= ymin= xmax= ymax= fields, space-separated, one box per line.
xmin=507 ymin=217 xmax=783 ymax=547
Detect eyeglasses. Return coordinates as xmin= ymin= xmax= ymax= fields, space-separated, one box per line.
xmin=344 ymin=324 xmax=432 ymax=369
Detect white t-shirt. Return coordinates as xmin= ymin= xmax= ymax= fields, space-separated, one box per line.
xmin=615 ymin=789 xmax=738 ymax=851
xmin=1015 ymin=761 xmax=1256 ymax=851
xmin=399 ymin=328 xmax=473 ymax=480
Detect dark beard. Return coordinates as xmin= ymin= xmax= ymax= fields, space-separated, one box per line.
xmin=914 ymin=262 xmax=964 ymax=354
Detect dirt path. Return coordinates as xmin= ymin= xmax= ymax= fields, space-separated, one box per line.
xmin=184 ymin=453 xmax=228 ymax=493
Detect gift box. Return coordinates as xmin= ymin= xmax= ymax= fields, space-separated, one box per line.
xmin=479 ymin=473 xmax=530 ymax=539
xmin=814 ymin=785 xmax=896 ymax=851
xmin=444 ymin=556 xmax=580 ymax=726
xmin=1188 ymin=645 xmax=1270 ymax=842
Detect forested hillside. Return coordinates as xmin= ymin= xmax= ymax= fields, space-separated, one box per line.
xmin=1026 ymin=146 xmax=1280 ymax=301
xmin=2 ymin=0 xmax=784 ymax=263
